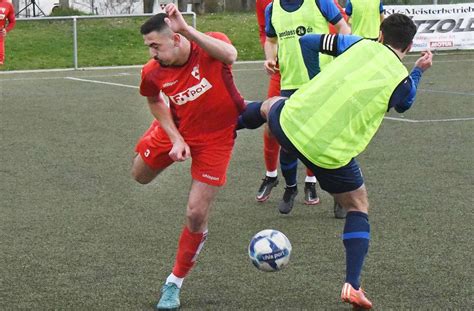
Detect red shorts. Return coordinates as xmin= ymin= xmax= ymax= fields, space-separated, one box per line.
xmin=135 ymin=120 xmax=235 ymax=186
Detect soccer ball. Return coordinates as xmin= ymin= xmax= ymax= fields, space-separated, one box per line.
xmin=248 ymin=229 xmax=292 ymax=272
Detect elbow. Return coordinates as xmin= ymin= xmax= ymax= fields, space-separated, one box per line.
xmin=224 ymin=48 xmax=238 ymax=65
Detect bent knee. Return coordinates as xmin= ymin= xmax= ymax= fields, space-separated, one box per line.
xmin=131 ymin=155 xmax=158 ymax=184
xmin=261 ymin=96 xmax=286 ymax=119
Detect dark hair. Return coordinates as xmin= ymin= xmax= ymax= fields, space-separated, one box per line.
xmin=380 ymin=13 xmax=417 ymax=52
xmin=140 ymin=13 xmax=169 ymax=35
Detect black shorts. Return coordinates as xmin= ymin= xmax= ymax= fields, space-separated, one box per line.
xmin=268 ymin=99 xmax=364 ymax=194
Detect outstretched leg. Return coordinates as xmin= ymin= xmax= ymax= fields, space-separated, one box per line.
xmin=333 ymin=186 xmax=373 ymax=310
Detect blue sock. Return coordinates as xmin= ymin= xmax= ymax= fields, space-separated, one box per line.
xmin=342 ymin=211 xmax=370 ymax=290
xmin=280 ymin=148 xmax=298 ymax=186
xmin=236 ymin=101 xmax=265 ymax=130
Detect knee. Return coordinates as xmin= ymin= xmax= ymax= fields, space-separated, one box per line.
xmin=261 ymin=96 xmax=286 ymax=119
xmin=131 ymin=169 xmax=151 ymax=184
xmin=131 ymin=157 xmax=154 ymax=184
xmin=186 ymin=202 xmax=209 ymax=231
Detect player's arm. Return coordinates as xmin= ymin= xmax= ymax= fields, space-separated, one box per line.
xmin=379 ymin=2 xmax=385 ymax=25
xmin=146 ymin=95 xmax=190 ymax=162
xmin=299 ymin=34 xmax=361 ymax=60
xmin=164 ymin=3 xmax=237 ymax=64
xmin=263 ymin=3 xmax=279 ymax=74
xmin=390 ymin=51 xmax=433 ymax=113
xmin=345 ymin=0 xmax=353 ymax=26
xmin=6 ymin=5 xmax=16 ymax=33
xmin=299 ymin=34 xmax=361 ymax=78
xmin=319 ymin=0 xmax=351 ymax=34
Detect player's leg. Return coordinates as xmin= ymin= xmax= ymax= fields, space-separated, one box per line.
xmin=304 ymin=158 xmax=371 ymax=308
xmin=304 ymin=168 xmax=320 ymax=205
xmin=157 ymin=127 xmax=234 ymax=310
xmin=333 ymin=186 xmax=372 ymax=309
xmin=256 ymin=124 xmax=280 ymax=202
xmin=278 ymin=148 xmax=299 ymax=214
xmin=256 ymin=73 xmax=282 ymax=202
xmin=0 ymin=34 xmax=5 ymax=65
xmin=132 ymin=121 xmax=173 ymax=184
xmin=157 ymin=180 xmax=218 ymax=310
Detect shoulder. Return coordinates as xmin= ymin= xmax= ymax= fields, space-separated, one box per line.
xmin=141 ymin=59 xmax=160 ymax=80
xmin=204 ymin=32 xmax=232 ymax=44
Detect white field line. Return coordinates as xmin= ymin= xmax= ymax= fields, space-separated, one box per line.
xmin=64 ymin=76 xmax=139 ymax=89
xmin=1 ymin=56 xmax=473 ymax=75
xmin=384 ymin=116 xmax=474 ymax=123
xmin=62 ymin=77 xmax=474 ymax=124
xmin=1 ymin=73 xmax=134 ymax=81
xmin=419 ymin=89 xmax=474 ymax=96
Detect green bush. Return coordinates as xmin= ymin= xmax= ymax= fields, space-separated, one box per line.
xmin=49 ymin=6 xmax=90 ymax=16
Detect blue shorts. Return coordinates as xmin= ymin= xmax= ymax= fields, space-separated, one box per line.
xmin=268 ymin=99 xmax=364 ymax=194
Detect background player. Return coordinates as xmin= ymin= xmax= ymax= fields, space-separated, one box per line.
xmin=132 ymin=4 xmax=245 ymax=310
xmin=0 ymin=0 xmax=16 ymax=66
xmin=239 ymin=13 xmax=433 ymax=308
xmin=263 ymin=0 xmax=351 ymax=214
xmin=255 ymin=0 xmax=349 ymax=209
xmin=345 ymin=0 xmax=385 ymax=40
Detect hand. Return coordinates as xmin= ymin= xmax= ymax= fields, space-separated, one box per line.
xmin=414 ymin=50 xmax=433 ymax=72
xmin=0 ymin=29 xmax=6 ymax=37
xmin=164 ymin=3 xmax=189 ymax=35
xmin=264 ymin=59 xmax=279 ymax=75
xmin=168 ymin=139 xmax=191 ymax=162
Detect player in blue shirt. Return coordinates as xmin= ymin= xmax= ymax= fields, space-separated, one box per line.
xmin=238 ymin=15 xmax=433 ymax=308
xmin=262 ymin=0 xmax=351 ymax=215
xmin=265 ymin=0 xmax=346 ymax=42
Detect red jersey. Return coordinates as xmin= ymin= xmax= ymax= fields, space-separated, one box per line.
xmin=0 ymin=0 xmax=15 ymax=31
xmin=140 ymin=32 xmax=245 ymax=137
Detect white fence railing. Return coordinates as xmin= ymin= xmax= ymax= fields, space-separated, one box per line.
xmin=16 ymin=12 xmax=196 ymax=70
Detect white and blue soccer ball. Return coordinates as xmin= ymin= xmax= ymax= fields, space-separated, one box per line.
xmin=248 ymin=229 xmax=292 ymax=272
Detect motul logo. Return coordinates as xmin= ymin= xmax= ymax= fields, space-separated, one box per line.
xmin=170 ymin=78 xmax=212 ymax=105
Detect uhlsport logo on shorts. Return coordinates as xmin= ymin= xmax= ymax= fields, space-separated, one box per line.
xmin=170 ymin=78 xmax=213 ymax=106
xmin=202 ymin=173 xmax=219 ymax=181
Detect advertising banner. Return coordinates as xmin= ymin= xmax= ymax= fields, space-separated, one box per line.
xmin=384 ymin=4 xmax=474 ymax=51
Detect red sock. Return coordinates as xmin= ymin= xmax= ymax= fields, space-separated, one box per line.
xmin=263 ymin=129 xmax=280 ymax=172
xmin=306 ymin=168 xmax=314 ymax=177
xmin=172 ymin=227 xmax=208 ymax=278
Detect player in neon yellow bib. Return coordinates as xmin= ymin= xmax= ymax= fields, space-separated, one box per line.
xmin=239 ymin=14 xmax=433 ymax=309
xmin=262 ymin=0 xmax=351 ymax=213
xmin=346 ymin=0 xmax=385 ymax=40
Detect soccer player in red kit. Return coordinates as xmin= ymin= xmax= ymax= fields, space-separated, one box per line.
xmin=0 ymin=0 xmax=16 ymax=66
xmin=131 ymin=4 xmax=245 ymax=310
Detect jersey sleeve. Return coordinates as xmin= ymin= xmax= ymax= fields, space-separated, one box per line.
xmin=345 ymin=0 xmax=353 ymax=16
xmin=6 ymin=4 xmax=16 ymax=32
xmin=317 ymin=0 xmax=343 ymax=25
xmin=140 ymin=67 xmax=161 ymax=97
xmin=389 ymin=67 xmax=423 ymax=113
xmin=301 ymin=34 xmax=362 ymax=57
xmin=265 ymin=3 xmax=277 ymax=38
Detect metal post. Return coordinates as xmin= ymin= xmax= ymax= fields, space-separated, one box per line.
xmin=73 ymin=16 xmax=78 ymax=70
